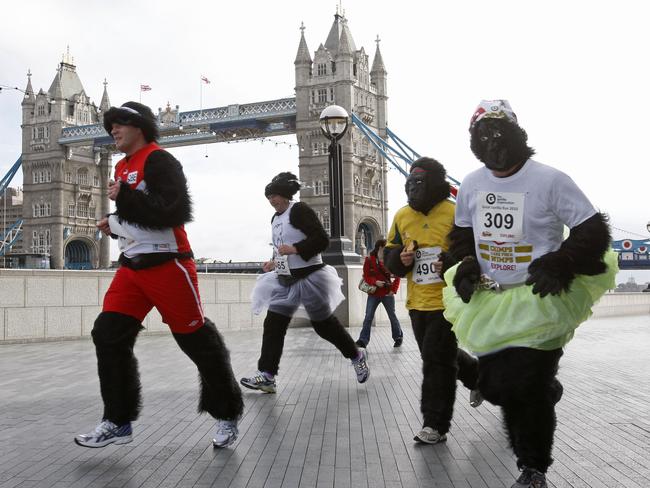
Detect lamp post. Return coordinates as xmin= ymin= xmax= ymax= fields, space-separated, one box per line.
xmin=319 ymin=105 xmax=360 ymax=265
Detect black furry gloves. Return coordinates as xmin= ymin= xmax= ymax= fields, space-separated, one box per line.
xmin=438 ymin=251 xmax=458 ymax=277
xmin=453 ymin=256 xmax=481 ymax=303
xmin=525 ymin=251 xmax=574 ymax=297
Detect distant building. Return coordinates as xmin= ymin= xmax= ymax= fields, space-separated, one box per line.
xmin=0 ymin=187 xmax=24 ymax=253
xmin=20 ymin=50 xmax=110 ymax=269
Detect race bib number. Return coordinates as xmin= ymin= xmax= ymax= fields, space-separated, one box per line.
xmin=476 ymin=191 xmax=525 ymax=242
xmin=274 ymin=255 xmax=290 ymax=275
xmin=413 ymin=246 xmax=442 ymax=285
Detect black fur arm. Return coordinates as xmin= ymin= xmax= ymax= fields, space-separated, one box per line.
xmin=440 ymin=225 xmax=476 ymax=275
xmin=289 ymin=202 xmax=329 ymax=261
xmin=115 ymin=150 xmax=192 ymax=229
xmin=383 ymin=245 xmax=412 ymax=277
xmin=525 ymin=212 xmax=610 ymax=297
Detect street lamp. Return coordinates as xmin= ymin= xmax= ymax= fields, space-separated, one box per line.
xmin=319 ymin=105 xmax=359 ymax=265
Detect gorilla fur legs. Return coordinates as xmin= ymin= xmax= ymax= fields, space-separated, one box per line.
xmin=93 ymin=312 xmax=243 ymax=425
xmin=92 ymin=312 xmax=144 ymax=425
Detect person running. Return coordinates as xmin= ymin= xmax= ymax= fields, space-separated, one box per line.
xmin=443 ymin=100 xmax=617 ymax=488
xmin=240 ymin=172 xmax=369 ymax=393
xmin=355 ymin=238 xmax=403 ymax=348
xmin=74 ymin=102 xmax=243 ymax=449
xmin=383 ymin=157 xmax=481 ymax=445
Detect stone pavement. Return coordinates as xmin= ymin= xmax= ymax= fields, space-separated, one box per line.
xmin=0 ymin=315 xmax=649 ymax=488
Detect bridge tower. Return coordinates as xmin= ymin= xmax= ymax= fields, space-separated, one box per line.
xmin=20 ymin=50 xmax=106 ymax=269
xmin=294 ymin=11 xmax=389 ymax=256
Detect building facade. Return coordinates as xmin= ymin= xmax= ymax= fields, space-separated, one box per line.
xmin=294 ymin=13 xmax=389 ymax=255
xmin=20 ymin=51 xmax=111 ymax=269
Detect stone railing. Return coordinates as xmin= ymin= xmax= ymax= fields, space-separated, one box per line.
xmin=0 ymin=269 xmax=647 ymax=343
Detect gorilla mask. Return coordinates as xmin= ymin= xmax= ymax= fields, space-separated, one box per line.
xmin=470 ymin=118 xmax=534 ymax=172
xmin=405 ymin=157 xmax=450 ymax=215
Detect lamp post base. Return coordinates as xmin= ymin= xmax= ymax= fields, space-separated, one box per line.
xmin=322 ymin=237 xmax=362 ymax=266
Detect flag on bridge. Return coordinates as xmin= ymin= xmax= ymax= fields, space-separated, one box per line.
xmin=140 ymin=84 xmax=152 ymax=91
xmin=201 ymin=75 xmax=210 ymax=84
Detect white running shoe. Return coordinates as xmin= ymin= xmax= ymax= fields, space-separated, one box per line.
xmin=352 ymin=348 xmax=370 ymax=383
xmin=413 ymin=426 xmax=447 ymax=444
xmin=74 ymin=420 xmax=133 ymax=448
xmin=212 ymin=419 xmax=238 ymax=448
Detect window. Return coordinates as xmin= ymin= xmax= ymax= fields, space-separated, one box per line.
xmin=318 ymin=89 xmax=327 ymax=103
xmin=317 ymin=63 xmax=327 ymax=76
xmin=68 ymin=104 xmax=74 ymax=117
xmin=311 ymin=90 xmax=316 ymax=104
xmin=323 ymin=180 xmax=329 ymax=195
xmin=329 ymin=88 xmax=334 ymax=101
xmin=316 ymin=181 xmax=323 ymax=195
xmin=45 ymin=203 xmax=51 ymax=216
xmin=37 ymin=105 xmax=45 ymax=116
xmin=37 ymin=127 xmax=44 ymax=139
xmin=65 ymin=172 xmax=72 ymax=183
xmin=89 ymin=204 xmax=96 ymax=219
xmin=322 ymin=213 xmax=330 ymax=235
xmin=68 ymin=203 xmax=75 ymax=217
xmin=313 ymin=180 xmax=319 ymax=196
xmin=77 ymin=170 xmax=88 ymax=186
xmin=77 ymin=202 xmax=88 ymax=218
xmin=33 ymin=171 xmax=39 ymax=184
xmin=362 ymin=177 xmax=370 ymax=197
xmin=93 ymin=175 xmax=99 ymax=187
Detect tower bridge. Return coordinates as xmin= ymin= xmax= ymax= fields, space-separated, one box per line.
xmin=6 ymin=11 xmax=390 ymax=269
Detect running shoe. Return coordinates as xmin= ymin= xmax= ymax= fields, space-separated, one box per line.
xmin=212 ymin=419 xmax=238 ymax=448
xmin=240 ymin=371 xmax=277 ymax=393
xmin=511 ymin=467 xmax=547 ymax=488
xmin=413 ymin=426 xmax=447 ymax=444
xmin=469 ymin=389 xmax=484 ymax=408
xmin=352 ymin=348 xmax=370 ymax=383
xmin=74 ymin=420 xmax=132 ymax=448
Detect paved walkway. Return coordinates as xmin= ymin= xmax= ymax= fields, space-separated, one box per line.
xmin=1 ymin=315 xmax=649 ymax=488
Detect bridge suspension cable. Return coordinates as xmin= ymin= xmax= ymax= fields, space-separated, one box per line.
xmin=351 ymin=113 xmax=461 ymax=196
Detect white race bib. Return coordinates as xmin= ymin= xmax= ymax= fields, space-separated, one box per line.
xmin=476 ymin=191 xmax=525 ymax=242
xmin=274 ymin=255 xmax=290 ymax=275
xmin=413 ymin=246 xmax=442 ymax=285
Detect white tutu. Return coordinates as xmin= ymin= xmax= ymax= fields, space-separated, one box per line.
xmin=251 ymin=265 xmax=345 ymax=321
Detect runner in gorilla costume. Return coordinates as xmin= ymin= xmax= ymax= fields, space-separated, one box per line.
xmin=383 ymin=157 xmax=481 ymax=445
xmin=442 ymin=100 xmax=617 ymax=488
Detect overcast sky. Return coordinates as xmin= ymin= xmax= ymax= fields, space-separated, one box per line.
xmin=1 ymin=0 xmax=648 ymax=282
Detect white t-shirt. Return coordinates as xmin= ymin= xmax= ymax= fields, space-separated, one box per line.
xmin=455 ymin=159 xmax=596 ymax=285
xmin=271 ymin=202 xmax=323 ymax=271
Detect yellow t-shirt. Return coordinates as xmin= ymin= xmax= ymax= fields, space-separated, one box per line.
xmin=386 ymin=200 xmax=455 ymax=311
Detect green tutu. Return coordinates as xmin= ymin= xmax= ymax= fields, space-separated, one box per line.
xmin=443 ymin=250 xmax=618 ymax=354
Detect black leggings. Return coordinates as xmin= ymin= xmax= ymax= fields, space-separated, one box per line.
xmin=257 ymin=311 xmax=359 ymax=376
xmin=93 ymin=312 xmax=243 ymax=425
xmin=409 ymin=310 xmax=478 ymax=433
xmin=478 ymin=347 xmax=563 ymax=473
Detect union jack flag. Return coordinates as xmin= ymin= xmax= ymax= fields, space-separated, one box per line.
xmin=140 ymin=84 xmax=152 ymax=91
xmin=200 ymin=76 xmax=210 ymax=84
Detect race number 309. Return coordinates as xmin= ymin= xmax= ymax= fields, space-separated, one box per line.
xmin=483 ymin=212 xmax=514 ymax=229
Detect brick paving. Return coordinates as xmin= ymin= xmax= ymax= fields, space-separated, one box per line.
xmin=0 ymin=315 xmax=649 ymax=488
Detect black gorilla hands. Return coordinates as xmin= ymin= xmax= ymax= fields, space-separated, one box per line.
xmin=525 ymin=251 xmax=574 ymax=297
xmin=453 ymin=256 xmax=481 ymax=303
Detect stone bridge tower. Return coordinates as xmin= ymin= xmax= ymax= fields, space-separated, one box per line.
xmin=294 ymin=11 xmax=389 ymax=256
xmin=20 ymin=50 xmax=109 ymax=269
